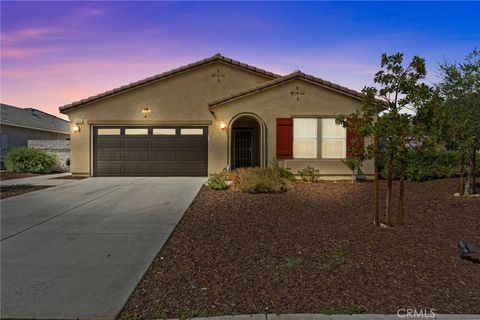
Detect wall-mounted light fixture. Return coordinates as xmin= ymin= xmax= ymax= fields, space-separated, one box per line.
xmin=142 ymin=107 xmax=151 ymax=118
xmin=72 ymin=119 xmax=83 ymax=133
xmin=219 ymin=122 xmax=227 ymax=130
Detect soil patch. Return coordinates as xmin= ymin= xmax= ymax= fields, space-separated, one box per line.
xmin=121 ymin=178 xmax=480 ymax=319
xmin=0 ymin=185 xmax=51 ymax=199
xmin=49 ymin=175 xmax=86 ymax=180
xmin=0 ymin=172 xmax=41 ymax=181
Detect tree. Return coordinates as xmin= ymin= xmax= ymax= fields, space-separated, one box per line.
xmin=339 ymin=52 xmax=436 ymax=226
xmin=336 ymin=87 xmax=384 ymax=226
xmin=437 ymin=49 xmax=480 ymax=195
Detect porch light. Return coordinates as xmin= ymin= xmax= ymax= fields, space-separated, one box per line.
xmin=219 ymin=122 xmax=227 ymax=130
xmin=142 ymin=107 xmax=151 ymax=118
xmin=72 ymin=125 xmax=81 ymax=133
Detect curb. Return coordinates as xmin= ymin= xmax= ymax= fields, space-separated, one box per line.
xmin=168 ymin=314 xmax=480 ymax=320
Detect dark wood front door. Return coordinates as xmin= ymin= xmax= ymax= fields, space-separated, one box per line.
xmin=93 ymin=126 xmax=208 ymax=177
xmin=233 ymin=128 xmax=253 ymax=168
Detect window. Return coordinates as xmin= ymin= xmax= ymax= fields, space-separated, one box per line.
xmin=125 ymin=128 xmax=148 ymax=135
xmin=1 ymin=134 xmax=8 ymax=149
xmin=293 ymin=118 xmax=317 ymax=158
xmin=181 ymin=128 xmax=203 ymax=135
xmin=153 ymin=128 xmax=176 ymax=135
xmin=98 ymin=128 xmax=120 ymax=135
xmin=321 ymin=118 xmax=346 ymax=158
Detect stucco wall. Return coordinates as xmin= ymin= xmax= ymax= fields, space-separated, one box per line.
xmin=62 ymin=61 xmax=373 ymax=178
xmin=62 ymin=61 xmax=273 ymax=176
xmin=212 ymin=79 xmax=374 ymax=177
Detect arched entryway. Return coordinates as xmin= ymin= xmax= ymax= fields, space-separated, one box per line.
xmin=229 ymin=113 xmax=266 ymax=169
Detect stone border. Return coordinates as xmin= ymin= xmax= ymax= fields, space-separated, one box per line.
xmin=167 ymin=314 xmax=480 ymax=320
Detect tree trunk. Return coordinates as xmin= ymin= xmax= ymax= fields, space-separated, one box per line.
xmin=386 ymin=166 xmax=393 ymax=227
xmin=459 ymin=154 xmax=465 ymax=196
xmin=464 ymin=148 xmax=476 ymax=195
xmin=374 ymin=158 xmax=380 ymax=226
xmin=373 ymin=135 xmax=380 ymax=226
xmin=396 ymin=158 xmax=406 ymax=225
xmin=472 ymin=146 xmax=477 ymax=195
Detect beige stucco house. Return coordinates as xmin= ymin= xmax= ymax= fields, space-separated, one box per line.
xmin=59 ymin=54 xmax=373 ymax=178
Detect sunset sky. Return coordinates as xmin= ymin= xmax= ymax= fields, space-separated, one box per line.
xmin=1 ymin=1 xmax=479 ymax=119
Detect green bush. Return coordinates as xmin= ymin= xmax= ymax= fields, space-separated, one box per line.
xmin=298 ymin=166 xmax=320 ymax=182
xmin=380 ymin=148 xmax=459 ymax=182
xmin=234 ymin=166 xmax=290 ymax=193
xmin=207 ymin=175 xmax=228 ymax=190
xmin=269 ymin=159 xmax=296 ymax=182
xmin=4 ymin=147 xmax=58 ymax=174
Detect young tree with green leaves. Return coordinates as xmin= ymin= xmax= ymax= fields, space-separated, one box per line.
xmin=338 ymin=52 xmax=436 ymax=226
xmin=437 ymin=49 xmax=480 ymax=195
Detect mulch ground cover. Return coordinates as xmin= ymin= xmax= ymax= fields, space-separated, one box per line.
xmin=0 ymin=185 xmax=51 ymax=199
xmin=0 ymin=172 xmax=41 ymax=181
xmin=49 ymin=175 xmax=87 ymax=180
xmin=121 ymin=178 xmax=480 ymax=319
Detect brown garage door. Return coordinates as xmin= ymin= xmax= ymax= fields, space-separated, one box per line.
xmin=93 ymin=126 xmax=208 ymax=177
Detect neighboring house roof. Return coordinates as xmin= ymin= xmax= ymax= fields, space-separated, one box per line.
xmin=0 ymin=103 xmax=70 ymax=134
xmin=209 ymin=70 xmax=366 ymax=108
xmin=59 ymin=54 xmax=281 ymax=113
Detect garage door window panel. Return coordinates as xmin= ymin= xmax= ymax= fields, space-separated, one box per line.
xmin=98 ymin=128 xmax=121 ymax=135
xmin=153 ymin=128 xmax=176 ymax=135
xmin=181 ymin=128 xmax=203 ymax=135
xmin=125 ymin=128 xmax=149 ymax=135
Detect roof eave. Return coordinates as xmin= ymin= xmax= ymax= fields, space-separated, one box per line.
xmin=59 ymin=54 xmax=280 ymax=113
xmin=1 ymin=121 xmax=70 ymax=135
xmin=208 ymin=73 xmax=366 ymax=109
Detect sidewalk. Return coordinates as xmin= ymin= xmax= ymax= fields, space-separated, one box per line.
xmin=168 ymin=314 xmax=480 ymax=320
xmin=0 ymin=172 xmax=81 ymax=187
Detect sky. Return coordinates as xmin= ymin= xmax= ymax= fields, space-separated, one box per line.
xmin=1 ymin=1 xmax=479 ymax=119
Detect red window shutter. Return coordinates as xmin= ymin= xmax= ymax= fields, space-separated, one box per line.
xmin=346 ymin=118 xmax=365 ymax=157
xmin=276 ymin=118 xmax=293 ymax=159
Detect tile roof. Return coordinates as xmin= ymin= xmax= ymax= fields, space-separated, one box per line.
xmin=1 ymin=103 xmax=70 ymax=134
xmin=59 ymin=54 xmax=281 ymax=113
xmin=209 ymin=70 xmax=366 ymax=108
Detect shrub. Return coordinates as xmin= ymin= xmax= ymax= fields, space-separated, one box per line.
xmin=207 ymin=175 xmax=228 ymax=190
xmin=298 ymin=166 xmax=320 ymax=182
xmin=234 ymin=166 xmax=290 ymax=193
xmin=4 ymin=147 xmax=58 ymax=174
xmin=380 ymin=148 xmax=459 ymax=182
xmin=270 ymin=159 xmax=296 ymax=182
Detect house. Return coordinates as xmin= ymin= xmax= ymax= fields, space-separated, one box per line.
xmin=0 ymin=103 xmax=70 ymax=166
xmin=59 ymin=54 xmax=373 ymax=178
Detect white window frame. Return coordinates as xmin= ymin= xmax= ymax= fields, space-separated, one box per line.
xmin=321 ymin=118 xmax=346 ymax=159
xmin=293 ymin=118 xmax=317 ymax=159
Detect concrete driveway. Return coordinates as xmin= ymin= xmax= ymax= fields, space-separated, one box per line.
xmin=1 ymin=177 xmax=206 ymax=319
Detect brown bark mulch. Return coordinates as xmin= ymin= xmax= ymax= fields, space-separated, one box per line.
xmin=121 ymin=178 xmax=480 ymax=319
xmin=0 ymin=172 xmax=41 ymax=181
xmin=0 ymin=185 xmax=51 ymax=199
xmin=49 ymin=175 xmax=87 ymax=180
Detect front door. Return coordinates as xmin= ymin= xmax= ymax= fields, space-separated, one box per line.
xmin=233 ymin=128 xmax=253 ymax=168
